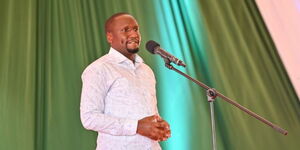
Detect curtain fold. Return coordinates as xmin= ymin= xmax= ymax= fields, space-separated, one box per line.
xmin=0 ymin=0 xmax=37 ymax=150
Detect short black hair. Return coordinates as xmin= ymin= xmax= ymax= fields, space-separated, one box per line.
xmin=105 ymin=12 xmax=131 ymax=33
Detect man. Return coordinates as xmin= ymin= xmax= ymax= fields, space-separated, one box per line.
xmin=80 ymin=12 xmax=171 ymax=150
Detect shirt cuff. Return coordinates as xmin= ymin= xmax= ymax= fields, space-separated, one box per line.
xmin=123 ymin=119 xmax=138 ymax=135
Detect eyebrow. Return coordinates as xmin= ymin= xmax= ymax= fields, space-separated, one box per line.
xmin=120 ymin=25 xmax=139 ymax=29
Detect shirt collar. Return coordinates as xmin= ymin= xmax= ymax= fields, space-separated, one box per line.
xmin=108 ymin=47 xmax=144 ymax=64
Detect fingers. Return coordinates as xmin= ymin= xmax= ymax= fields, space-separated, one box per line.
xmin=151 ymin=115 xmax=163 ymax=122
xmin=156 ymin=128 xmax=171 ymax=142
xmin=148 ymin=126 xmax=171 ymax=141
xmin=137 ymin=115 xmax=171 ymax=142
xmin=156 ymin=120 xmax=170 ymax=130
xmin=152 ymin=121 xmax=171 ymax=142
xmin=152 ymin=116 xmax=171 ymax=141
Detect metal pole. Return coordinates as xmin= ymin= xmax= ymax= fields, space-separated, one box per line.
xmin=207 ymin=89 xmax=217 ymax=150
xmin=164 ymin=63 xmax=288 ymax=135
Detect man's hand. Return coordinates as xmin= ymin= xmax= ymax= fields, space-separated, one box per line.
xmin=137 ymin=115 xmax=171 ymax=142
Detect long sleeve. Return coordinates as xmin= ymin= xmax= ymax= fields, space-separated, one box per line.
xmin=80 ymin=65 xmax=138 ymax=136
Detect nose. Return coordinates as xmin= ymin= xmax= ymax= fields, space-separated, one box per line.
xmin=128 ymin=30 xmax=140 ymax=38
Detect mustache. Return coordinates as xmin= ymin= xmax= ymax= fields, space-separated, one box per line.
xmin=126 ymin=38 xmax=140 ymax=43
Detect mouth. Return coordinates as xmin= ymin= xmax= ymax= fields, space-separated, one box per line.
xmin=126 ymin=39 xmax=140 ymax=45
xmin=126 ymin=39 xmax=140 ymax=53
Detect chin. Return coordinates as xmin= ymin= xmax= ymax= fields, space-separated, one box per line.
xmin=127 ymin=48 xmax=139 ymax=54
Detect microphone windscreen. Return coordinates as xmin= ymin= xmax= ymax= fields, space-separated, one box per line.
xmin=146 ymin=40 xmax=160 ymax=54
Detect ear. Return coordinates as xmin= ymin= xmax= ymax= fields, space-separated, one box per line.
xmin=106 ymin=32 xmax=113 ymax=44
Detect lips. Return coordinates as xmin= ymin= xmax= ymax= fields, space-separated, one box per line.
xmin=128 ymin=41 xmax=138 ymax=44
xmin=126 ymin=39 xmax=139 ymax=45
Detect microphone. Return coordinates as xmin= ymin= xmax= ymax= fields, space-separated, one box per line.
xmin=146 ymin=40 xmax=186 ymax=67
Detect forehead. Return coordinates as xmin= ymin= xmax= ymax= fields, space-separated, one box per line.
xmin=111 ymin=15 xmax=139 ymax=28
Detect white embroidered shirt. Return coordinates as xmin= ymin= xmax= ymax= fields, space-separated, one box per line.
xmin=80 ymin=47 xmax=161 ymax=150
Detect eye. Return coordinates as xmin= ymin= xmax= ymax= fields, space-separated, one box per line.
xmin=121 ymin=27 xmax=129 ymax=32
xmin=133 ymin=27 xmax=139 ymax=31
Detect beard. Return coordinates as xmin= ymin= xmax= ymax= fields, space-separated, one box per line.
xmin=124 ymin=39 xmax=140 ymax=53
xmin=127 ymin=48 xmax=139 ymax=54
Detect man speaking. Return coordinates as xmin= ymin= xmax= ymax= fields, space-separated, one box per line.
xmin=80 ymin=13 xmax=171 ymax=150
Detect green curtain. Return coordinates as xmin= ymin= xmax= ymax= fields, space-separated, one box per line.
xmin=0 ymin=0 xmax=37 ymax=149
xmin=0 ymin=0 xmax=299 ymax=150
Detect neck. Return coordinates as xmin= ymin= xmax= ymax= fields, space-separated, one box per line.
xmin=112 ymin=47 xmax=137 ymax=62
xmin=119 ymin=50 xmax=136 ymax=62
xmin=125 ymin=54 xmax=136 ymax=62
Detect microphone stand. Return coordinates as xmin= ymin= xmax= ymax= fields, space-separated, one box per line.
xmin=163 ymin=59 xmax=288 ymax=150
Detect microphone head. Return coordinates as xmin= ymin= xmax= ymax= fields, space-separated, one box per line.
xmin=146 ymin=40 xmax=160 ymax=54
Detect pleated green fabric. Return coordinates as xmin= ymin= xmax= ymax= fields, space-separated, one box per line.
xmin=0 ymin=0 xmax=37 ymax=149
xmin=0 ymin=0 xmax=299 ymax=150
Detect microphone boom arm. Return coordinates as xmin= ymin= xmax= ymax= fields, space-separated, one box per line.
xmin=164 ymin=62 xmax=288 ymax=135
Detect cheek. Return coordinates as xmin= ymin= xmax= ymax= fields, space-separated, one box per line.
xmin=120 ymin=39 xmax=125 ymax=44
xmin=120 ymin=36 xmax=127 ymax=44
